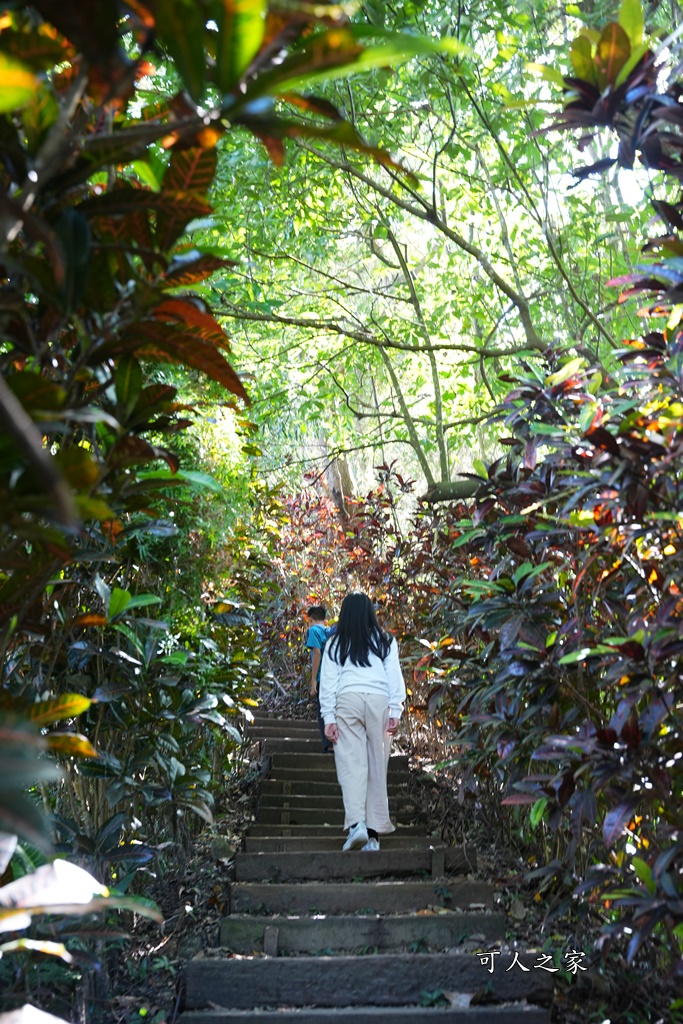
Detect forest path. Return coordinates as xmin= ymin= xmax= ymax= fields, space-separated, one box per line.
xmin=177 ymin=715 xmax=552 ymax=1022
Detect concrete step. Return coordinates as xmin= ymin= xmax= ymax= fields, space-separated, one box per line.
xmin=247 ymin=823 xmax=426 ymax=838
xmin=249 ymin=723 xmax=321 ymax=739
xmin=261 ymin=779 xmax=408 ymax=798
xmin=260 ymin=738 xmax=333 ymax=754
xmin=256 ymin=806 xmax=347 ymax=826
xmin=230 ymin=879 xmax=493 ymax=915
xmin=220 ymin=909 xmax=506 ymax=953
xmin=259 ymin=793 xmax=417 ymax=810
xmin=183 ymin=953 xmax=552 ymax=1009
xmin=234 ymin=847 xmax=475 ymax=882
xmin=260 ymin=770 xmax=413 ymax=790
xmin=251 ymin=716 xmax=320 ymax=730
xmin=256 ymin=806 xmax=428 ymax=827
xmin=270 ymin=752 xmax=410 ymax=772
xmin=243 ymin=834 xmax=441 ymax=853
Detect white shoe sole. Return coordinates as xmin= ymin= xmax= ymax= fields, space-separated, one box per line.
xmin=342 ymin=827 xmax=368 ymax=851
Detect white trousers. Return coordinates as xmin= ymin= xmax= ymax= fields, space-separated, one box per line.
xmin=333 ymin=691 xmax=395 ymax=834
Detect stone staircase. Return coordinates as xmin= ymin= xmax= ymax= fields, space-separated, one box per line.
xmin=178 ymin=714 xmax=553 ymax=1022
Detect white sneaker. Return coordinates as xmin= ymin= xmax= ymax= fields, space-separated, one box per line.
xmin=361 ymin=837 xmax=380 ymax=851
xmin=342 ymin=821 xmax=368 ymax=851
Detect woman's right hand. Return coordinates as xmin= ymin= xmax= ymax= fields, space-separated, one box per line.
xmin=387 ymin=717 xmax=399 ymax=735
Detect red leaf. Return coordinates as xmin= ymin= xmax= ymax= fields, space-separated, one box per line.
xmin=603 ymin=800 xmax=638 ymax=847
xmin=164 ymin=255 xmax=236 ymax=287
xmin=163 ymin=147 xmax=217 ymax=194
xmin=154 ymin=299 xmax=231 ymax=350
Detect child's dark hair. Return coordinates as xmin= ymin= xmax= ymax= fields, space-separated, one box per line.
xmin=307 ymin=605 xmax=327 ymax=621
xmin=328 ymin=592 xmax=391 ymax=666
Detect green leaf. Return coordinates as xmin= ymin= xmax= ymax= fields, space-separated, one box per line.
xmin=212 ymin=0 xmax=267 ymax=92
xmin=138 ymin=469 xmax=224 ymax=493
xmin=0 ymin=53 xmax=39 ymax=113
xmin=619 ymin=0 xmax=644 ymax=48
xmin=630 ymin=855 xmax=655 ymax=894
xmin=125 ymin=594 xmax=163 ymax=611
xmin=131 ymin=159 xmax=162 ymax=192
xmin=530 ymin=797 xmax=548 ymax=828
xmin=108 ymin=587 xmax=132 ymax=620
xmin=115 ymin=356 xmax=143 ymax=414
xmin=29 ymin=694 xmax=91 ymax=726
xmin=157 ymin=651 xmax=190 ymax=665
xmin=557 ymin=647 xmax=593 ymax=665
xmin=247 ymin=26 xmax=469 ymax=99
xmin=155 ymin=0 xmax=206 ymax=103
xmin=53 ymin=207 xmax=91 ymax=313
xmin=22 ymin=80 xmax=60 ymax=151
xmin=472 ymin=458 xmax=488 ymax=479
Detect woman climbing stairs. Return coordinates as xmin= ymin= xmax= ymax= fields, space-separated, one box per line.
xmin=177 ymin=714 xmax=552 ymax=1021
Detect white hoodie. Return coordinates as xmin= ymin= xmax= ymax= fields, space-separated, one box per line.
xmin=319 ymin=635 xmax=406 ymax=726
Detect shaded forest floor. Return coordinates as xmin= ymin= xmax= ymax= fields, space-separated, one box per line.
xmin=104 ymin=683 xmax=674 ymax=1024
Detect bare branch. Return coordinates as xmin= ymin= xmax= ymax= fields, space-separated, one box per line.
xmin=218 ymin=301 xmax=543 ymax=357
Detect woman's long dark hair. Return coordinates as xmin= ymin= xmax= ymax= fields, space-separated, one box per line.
xmin=329 ymin=593 xmax=391 ymax=666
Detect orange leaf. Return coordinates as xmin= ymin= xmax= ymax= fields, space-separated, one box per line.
xmin=74 ymin=613 xmax=107 ymax=627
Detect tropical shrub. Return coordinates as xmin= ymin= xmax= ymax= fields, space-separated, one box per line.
xmin=416 ymin=1 xmax=683 ymax=974
xmin=0 ymin=1 xmax=464 ymax=1017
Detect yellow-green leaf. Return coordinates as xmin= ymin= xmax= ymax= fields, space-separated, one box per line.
xmin=75 ymin=496 xmax=115 ymax=521
xmin=29 ymin=694 xmax=91 ymax=726
xmin=45 ymin=732 xmax=98 ymax=759
xmin=0 ymin=53 xmax=39 ymax=113
xmin=546 ymin=357 xmax=586 ymax=386
xmin=570 ymin=34 xmax=597 ymax=83
xmin=526 ymin=61 xmax=566 ymax=87
xmin=108 ymin=587 xmax=132 ymax=619
xmin=54 ymin=446 xmax=99 ymax=489
xmin=619 ymin=0 xmax=644 ymax=48
xmin=213 ymin=0 xmax=267 ymax=92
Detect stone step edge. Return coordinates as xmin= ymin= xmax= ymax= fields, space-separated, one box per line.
xmin=178 ymin=1006 xmax=549 ymax=1024
xmin=229 ymin=879 xmax=494 ymax=915
xmin=218 ymin=910 xmax=507 ymax=953
xmin=183 ymin=953 xmax=553 ymax=1010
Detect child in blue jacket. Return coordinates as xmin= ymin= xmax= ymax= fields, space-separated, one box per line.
xmin=305 ymin=604 xmax=335 ymax=753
